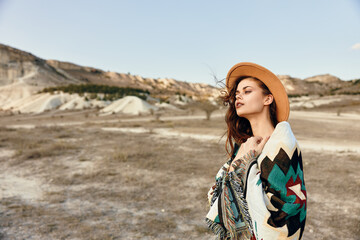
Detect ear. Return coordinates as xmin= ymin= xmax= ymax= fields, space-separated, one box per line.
xmin=264 ymin=94 xmax=273 ymax=106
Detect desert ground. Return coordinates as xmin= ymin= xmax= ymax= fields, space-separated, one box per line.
xmin=0 ymin=107 xmax=359 ymax=240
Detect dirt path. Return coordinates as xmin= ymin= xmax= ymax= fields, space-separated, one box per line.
xmin=101 ymin=126 xmax=360 ymax=153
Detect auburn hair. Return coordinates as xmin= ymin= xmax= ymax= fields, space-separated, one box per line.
xmin=220 ymin=76 xmax=278 ymax=157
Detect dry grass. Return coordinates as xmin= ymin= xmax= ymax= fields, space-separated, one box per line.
xmin=0 ymin=112 xmax=359 ymax=239
xmin=3 ymin=127 xmax=80 ymax=166
xmin=0 ymin=124 xmax=224 ymax=239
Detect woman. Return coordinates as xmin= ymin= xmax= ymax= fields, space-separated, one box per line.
xmin=206 ymin=62 xmax=307 ymax=240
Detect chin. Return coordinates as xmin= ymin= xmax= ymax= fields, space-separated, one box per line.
xmin=236 ymin=110 xmax=244 ymax=118
xmin=236 ymin=110 xmax=250 ymax=119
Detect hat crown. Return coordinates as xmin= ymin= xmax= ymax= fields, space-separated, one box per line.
xmin=226 ymin=62 xmax=290 ymax=122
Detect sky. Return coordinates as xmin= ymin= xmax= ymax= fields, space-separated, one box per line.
xmin=0 ymin=0 xmax=359 ymax=86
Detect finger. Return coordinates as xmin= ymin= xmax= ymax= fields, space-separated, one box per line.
xmin=258 ymin=136 xmax=270 ymax=149
xmin=253 ymin=136 xmax=263 ymax=144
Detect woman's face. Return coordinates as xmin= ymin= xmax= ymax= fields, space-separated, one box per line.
xmin=235 ymin=78 xmax=271 ymax=118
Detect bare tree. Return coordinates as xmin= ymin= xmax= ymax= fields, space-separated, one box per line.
xmin=190 ymin=99 xmax=219 ymax=120
xmin=150 ymin=108 xmax=163 ymax=122
xmin=155 ymin=111 xmax=162 ymax=122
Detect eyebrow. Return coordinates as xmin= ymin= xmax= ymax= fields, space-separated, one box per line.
xmin=236 ymin=86 xmax=252 ymax=92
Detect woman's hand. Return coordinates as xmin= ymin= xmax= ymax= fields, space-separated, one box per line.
xmin=229 ymin=136 xmax=270 ymax=172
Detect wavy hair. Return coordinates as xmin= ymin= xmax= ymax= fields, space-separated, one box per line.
xmin=219 ymin=76 xmax=278 ymax=157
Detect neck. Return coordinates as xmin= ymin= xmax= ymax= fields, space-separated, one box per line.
xmin=247 ymin=113 xmax=275 ymax=139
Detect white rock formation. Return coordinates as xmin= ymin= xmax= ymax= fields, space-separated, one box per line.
xmin=100 ymin=96 xmax=158 ymax=115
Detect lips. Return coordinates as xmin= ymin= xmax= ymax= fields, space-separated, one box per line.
xmin=235 ymin=102 xmax=244 ymax=108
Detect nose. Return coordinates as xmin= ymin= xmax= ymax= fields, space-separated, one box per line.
xmin=236 ymin=93 xmax=243 ymax=100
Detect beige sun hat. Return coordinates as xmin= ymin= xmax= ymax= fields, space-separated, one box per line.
xmin=226 ymin=62 xmax=290 ymax=122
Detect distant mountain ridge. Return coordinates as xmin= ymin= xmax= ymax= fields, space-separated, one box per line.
xmin=0 ymin=43 xmax=219 ymax=104
xmin=0 ymin=43 xmax=359 ymax=108
xmin=277 ymin=74 xmax=359 ymax=96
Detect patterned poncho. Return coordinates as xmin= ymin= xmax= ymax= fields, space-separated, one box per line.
xmin=206 ymin=121 xmax=307 ymax=240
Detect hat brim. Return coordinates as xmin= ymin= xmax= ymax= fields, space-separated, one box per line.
xmin=226 ymin=62 xmax=290 ymax=122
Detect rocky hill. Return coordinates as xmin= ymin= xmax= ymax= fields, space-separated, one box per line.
xmin=277 ymin=74 xmax=359 ymax=96
xmin=0 ymin=43 xmax=219 ymax=105
xmin=0 ymin=44 xmax=83 ymax=106
xmin=0 ymin=43 xmax=359 ymax=110
xmin=45 ymin=59 xmax=221 ymax=97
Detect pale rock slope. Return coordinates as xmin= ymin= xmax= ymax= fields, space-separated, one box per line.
xmin=59 ymin=97 xmax=110 ymax=110
xmin=100 ymin=96 xmax=158 ymax=115
xmin=2 ymin=92 xmax=72 ymax=113
xmin=0 ymin=44 xmax=82 ymax=109
xmin=2 ymin=92 xmax=112 ymax=114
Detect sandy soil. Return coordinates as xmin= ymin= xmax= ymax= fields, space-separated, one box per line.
xmin=0 ymin=108 xmax=359 ymax=239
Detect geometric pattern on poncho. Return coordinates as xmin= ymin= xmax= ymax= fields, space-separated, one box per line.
xmin=259 ymin=146 xmax=307 ymax=239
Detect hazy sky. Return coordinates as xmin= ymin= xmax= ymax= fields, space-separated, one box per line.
xmin=0 ymin=0 xmax=359 ymax=85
